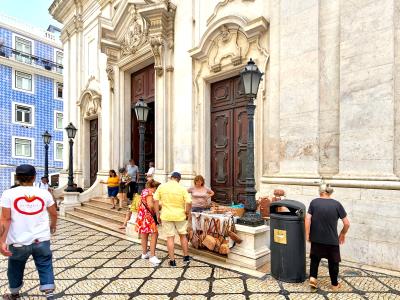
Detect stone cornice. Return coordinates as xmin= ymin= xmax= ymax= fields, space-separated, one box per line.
xmin=0 ymin=57 xmax=63 ymax=82
xmin=49 ymin=0 xmax=75 ymax=23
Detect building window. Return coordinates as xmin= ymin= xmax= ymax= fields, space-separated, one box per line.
xmin=12 ymin=102 xmax=35 ymax=127
xmin=55 ymin=50 xmax=63 ymax=74
xmin=15 ymin=36 xmax=32 ymax=64
xmin=15 ymin=71 xmax=32 ymax=91
xmin=54 ymin=142 xmax=63 ymax=161
xmin=55 ymin=82 xmax=63 ymax=99
xmin=13 ymin=137 xmax=34 ymax=159
xmin=54 ymin=111 xmax=63 ymax=130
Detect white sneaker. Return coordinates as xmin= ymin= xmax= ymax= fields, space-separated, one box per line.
xmin=149 ymin=256 xmax=161 ymax=265
xmin=141 ymin=252 xmax=150 ymax=259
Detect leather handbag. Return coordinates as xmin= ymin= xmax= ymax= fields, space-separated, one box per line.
xmin=227 ymin=216 xmax=242 ymax=244
xmin=218 ymin=220 xmax=230 ymax=255
xmin=190 ymin=214 xmax=203 ymax=249
xmin=202 ymin=218 xmax=217 ymax=251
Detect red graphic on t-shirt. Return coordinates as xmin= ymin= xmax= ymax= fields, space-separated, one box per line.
xmin=13 ymin=195 xmax=45 ymax=215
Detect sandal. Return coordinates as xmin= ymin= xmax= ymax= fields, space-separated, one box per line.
xmin=119 ymin=225 xmax=126 ymax=229
xmin=309 ymin=277 xmax=318 ymax=289
xmin=331 ymin=282 xmax=342 ymax=291
xmin=111 ymin=206 xmax=116 ymax=209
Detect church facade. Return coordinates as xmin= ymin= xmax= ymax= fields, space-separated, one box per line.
xmin=50 ymin=0 xmax=400 ymax=270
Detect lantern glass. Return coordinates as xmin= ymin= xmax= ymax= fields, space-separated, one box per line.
xmin=240 ymin=58 xmax=264 ymax=98
xmin=65 ymin=122 xmax=77 ymax=139
xmin=42 ymin=130 xmax=52 ymax=145
xmin=134 ymin=98 xmax=150 ymax=122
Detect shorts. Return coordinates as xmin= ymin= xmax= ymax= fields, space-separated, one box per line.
xmin=162 ymin=220 xmax=188 ymax=237
xmin=108 ymin=186 xmax=119 ymax=197
xmin=119 ymin=182 xmax=128 ymax=193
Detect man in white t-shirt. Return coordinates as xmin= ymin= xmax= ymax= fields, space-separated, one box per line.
xmin=0 ymin=164 xmax=57 ymax=300
xmin=35 ymin=176 xmax=50 ymax=190
xmin=146 ymin=162 xmax=155 ymax=181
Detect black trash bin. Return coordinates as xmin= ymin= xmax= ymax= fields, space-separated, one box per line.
xmin=270 ymin=199 xmax=306 ymax=283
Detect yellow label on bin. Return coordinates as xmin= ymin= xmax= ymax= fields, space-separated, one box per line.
xmin=274 ymin=229 xmax=287 ymax=244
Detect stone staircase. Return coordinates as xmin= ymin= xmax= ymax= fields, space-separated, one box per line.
xmin=65 ymin=196 xmax=128 ymax=233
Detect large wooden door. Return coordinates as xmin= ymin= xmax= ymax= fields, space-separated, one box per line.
xmin=211 ymin=76 xmax=248 ymax=205
xmin=89 ymin=118 xmax=98 ymax=186
xmin=131 ymin=64 xmax=155 ymax=167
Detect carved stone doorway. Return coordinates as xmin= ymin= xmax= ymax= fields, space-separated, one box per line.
xmin=89 ymin=118 xmax=99 ymax=186
xmin=131 ymin=64 xmax=155 ymax=168
xmin=210 ymin=76 xmax=248 ymax=205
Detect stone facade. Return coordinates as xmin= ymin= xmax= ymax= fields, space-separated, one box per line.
xmin=50 ymin=0 xmax=400 ymax=270
xmin=0 ymin=14 xmax=64 ymax=193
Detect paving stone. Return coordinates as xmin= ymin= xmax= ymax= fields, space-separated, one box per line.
xmin=326 ymin=293 xmax=366 ymax=299
xmin=152 ymin=267 xmax=184 ymax=278
xmin=87 ymin=267 xmax=124 ymax=279
xmin=174 ymin=296 xmax=207 ymax=300
xmin=246 ymin=277 xmax=281 ymax=293
xmin=213 ymin=267 xmax=242 ymax=279
xmin=176 ymin=279 xmax=210 ymax=294
xmin=56 ymin=268 xmax=95 ymax=279
xmin=140 ymin=279 xmax=178 ymax=294
xmin=1 ymin=219 xmax=398 ymax=299
xmin=212 ymin=278 xmax=245 ymax=294
xmin=103 ymin=258 xmax=133 ymax=268
xmin=378 ymin=277 xmax=400 ymax=291
xmin=249 ymin=295 xmax=286 ymax=300
xmin=365 ymin=293 xmax=400 ymax=300
xmin=101 ymin=278 xmax=143 ymax=293
xmin=345 ymin=277 xmax=390 ymax=292
xmin=211 ymin=295 xmax=246 ymax=300
xmin=184 ymin=266 xmax=213 ymax=279
xmin=118 ymin=267 xmax=154 ymax=278
xmin=64 ymin=279 xmax=109 ymax=294
xmin=288 ymin=293 xmax=325 ymax=300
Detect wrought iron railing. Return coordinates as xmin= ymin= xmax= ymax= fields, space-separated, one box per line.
xmin=0 ymin=44 xmax=63 ymax=73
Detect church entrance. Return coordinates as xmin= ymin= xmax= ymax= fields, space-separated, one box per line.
xmin=89 ymin=118 xmax=98 ymax=186
xmin=210 ymin=76 xmax=248 ymax=205
xmin=131 ymin=64 xmax=155 ymax=169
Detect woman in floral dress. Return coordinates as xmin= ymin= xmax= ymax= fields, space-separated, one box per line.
xmin=136 ymin=179 xmax=161 ymax=265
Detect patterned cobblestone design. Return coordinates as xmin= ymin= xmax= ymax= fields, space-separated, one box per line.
xmin=0 ymin=219 xmax=399 ymax=299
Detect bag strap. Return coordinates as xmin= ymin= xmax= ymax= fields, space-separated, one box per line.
xmin=141 ymin=198 xmax=155 ymax=217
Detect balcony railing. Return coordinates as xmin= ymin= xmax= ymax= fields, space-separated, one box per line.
xmin=0 ymin=44 xmax=63 ymax=74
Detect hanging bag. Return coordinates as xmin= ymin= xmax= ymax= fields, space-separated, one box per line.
xmin=218 ymin=220 xmax=230 ymax=255
xmin=227 ymin=216 xmax=242 ymax=244
xmin=202 ymin=218 xmax=217 ymax=251
xmin=190 ymin=214 xmax=203 ymax=249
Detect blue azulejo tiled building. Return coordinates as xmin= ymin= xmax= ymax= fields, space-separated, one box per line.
xmin=0 ymin=14 xmax=64 ymax=193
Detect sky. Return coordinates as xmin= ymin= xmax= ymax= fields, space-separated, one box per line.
xmin=0 ymin=0 xmax=61 ymax=30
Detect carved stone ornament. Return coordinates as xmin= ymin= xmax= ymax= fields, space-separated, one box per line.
xmin=150 ymin=36 xmax=164 ymax=76
xmin=121 ymin=6 xmax=148 ymax=57
xmin=208 ymin=25 xmax=247 ymax=72
xmin=106 ymin=64 xmax=115 ymax=92
xmin=77 ymin=76 xmax=102 ymax=118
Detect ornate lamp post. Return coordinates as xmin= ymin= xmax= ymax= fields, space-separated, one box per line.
xmin=237 ymin=58 xmax=264 ymax=227
xmin=64 ymin=122 xmax=77 ymax=192
xmin=42 ymin=130 xmax=52 ymax=179
xmin=134 ymin=98 xmax=150 ymax=193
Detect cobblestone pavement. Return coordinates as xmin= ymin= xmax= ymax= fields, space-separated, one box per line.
xmin=1 ymin=219 xmax=400 ymax=299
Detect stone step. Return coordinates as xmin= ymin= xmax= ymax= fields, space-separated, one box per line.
xmin=74 ymin=207 xmax=126 ymax=225
xmin=66 ymin=211 xmax=126 ymax=233
xmin=82 ymin=201 xmax=127 ymax=218
xmin=89 ymin=197 xmax=129 ymax=208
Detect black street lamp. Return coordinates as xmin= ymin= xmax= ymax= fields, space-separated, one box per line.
xmin=237 ymin=58 xmax=264 ymax=227
xmin=134 ymin=98 xmax=150 ymax=194
xmin=42 ymin=130 xmax=52 ymax=179
xmin=64 ymin=122 xmax=77 ymax=192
